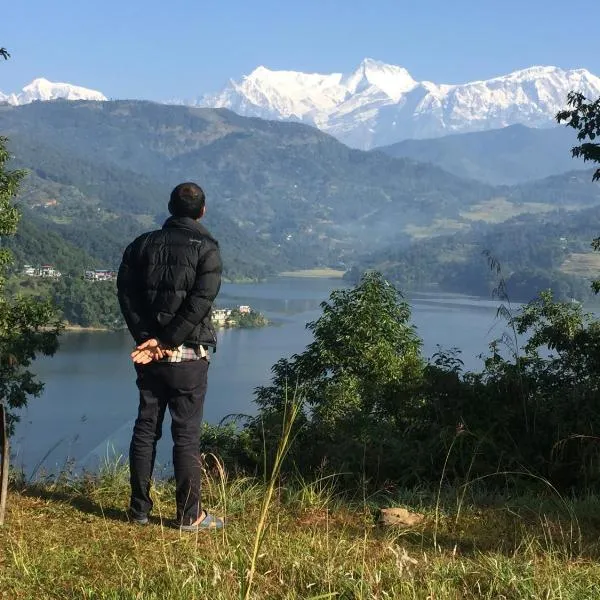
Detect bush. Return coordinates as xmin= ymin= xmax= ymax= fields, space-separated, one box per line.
xmin=205 ymin=275 xmax=600 ymax=492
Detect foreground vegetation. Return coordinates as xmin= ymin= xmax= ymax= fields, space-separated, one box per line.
xmin=3 ymin=464 xmax=600 ymax=599
xmin=204 ymin=272 xmax=600 ymax=494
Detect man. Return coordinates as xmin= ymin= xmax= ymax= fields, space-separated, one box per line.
xmin=117 ymin=182 xmax=223 ymax=531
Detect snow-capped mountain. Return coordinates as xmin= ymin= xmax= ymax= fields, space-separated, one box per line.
xmin=0 ymin=78 xmax=106 ymax=106
xmin=4 ymin=64 xmax=600 ymax=150
xmin=199 ymin=59 xmax=600 ymax=149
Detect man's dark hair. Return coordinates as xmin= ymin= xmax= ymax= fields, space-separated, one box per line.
xmin=168 ymin=182 xmax=206 ymax=219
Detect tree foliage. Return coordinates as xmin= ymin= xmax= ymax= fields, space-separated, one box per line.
xmin=238 ymin=272 xmax=425 ymax=481
xmin=204 ymin=274 xmax=600 ymax=491
xmin=0 ymin=50 xmax=61 ymax=433
xmin=557 ymin=92 xmax=600 ymax=182
xmin=557 ymin=92 xmax=600 ymax=293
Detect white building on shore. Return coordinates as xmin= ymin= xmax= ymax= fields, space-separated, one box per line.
xmin=212 ymin=306 xmax=254 ymax=325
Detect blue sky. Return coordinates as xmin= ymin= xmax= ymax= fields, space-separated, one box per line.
xmin=2 ymin=0 xmax=599 ymax=100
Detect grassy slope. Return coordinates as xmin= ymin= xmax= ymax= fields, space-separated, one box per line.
xmin=560 ymin=253 xmax=600 ymax=277
xmin=2 ymin=467 xmax=600 ymax=599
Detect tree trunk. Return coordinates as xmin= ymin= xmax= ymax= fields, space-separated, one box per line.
xmin=0 ymin=403 xmax=9 ymax=526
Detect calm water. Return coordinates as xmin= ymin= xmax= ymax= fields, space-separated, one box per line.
xmin=12 ymin=277 xmax=511 ymax=475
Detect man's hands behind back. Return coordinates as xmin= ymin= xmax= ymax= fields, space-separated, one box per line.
xmin=131 ymin=338 xmax=174 ymax=364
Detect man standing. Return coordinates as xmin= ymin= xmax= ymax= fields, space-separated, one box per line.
xmin=117 ymin=182 xmax=223 ymax=531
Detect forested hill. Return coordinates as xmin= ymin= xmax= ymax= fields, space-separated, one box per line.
xmin=347 ymin=195 xmax=600 ymax=302
xmin=1 ymin=100 xmax=599 ymax=285
xmin=6 ymin=136 xmax=280 ymax=280
xmin=1 ymin=99 xmax=495 ymax=278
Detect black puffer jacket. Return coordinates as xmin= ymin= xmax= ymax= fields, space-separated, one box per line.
xmin=117 ymin=216 xmax=222 ymax=349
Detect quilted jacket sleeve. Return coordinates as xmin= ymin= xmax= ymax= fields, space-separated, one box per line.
xmin=117 ymin=241 xmax=154 ymax=345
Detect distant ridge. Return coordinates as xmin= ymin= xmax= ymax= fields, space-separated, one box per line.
xmin=376 ymin=124 xmax=586 ymax=185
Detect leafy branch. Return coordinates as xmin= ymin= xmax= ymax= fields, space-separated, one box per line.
xmin=556 ymin=92 xmax=600 ymax=182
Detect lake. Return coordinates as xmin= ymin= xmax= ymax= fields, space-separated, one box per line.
xmin=12 ymin=277 xmax=513 ymax=476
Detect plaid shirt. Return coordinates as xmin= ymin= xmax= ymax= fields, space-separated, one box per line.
xmin=161 ymin=344 xmax=210 ymax=363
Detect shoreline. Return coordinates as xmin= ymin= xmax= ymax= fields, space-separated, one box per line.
xmin=278 ymin=268 xmax=346 ymax=279
xmin=61 ymin=316 xmax=272 ymax=334
xmin=62 ymin=324 xmax=112 ymax=333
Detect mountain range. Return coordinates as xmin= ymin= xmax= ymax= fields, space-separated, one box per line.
xmin=2 ymin=59 xmax=599 ymax=149
xmin=199 ymin=59 xmax=600 ymax=148
xmin=0 ymin=100 xmax=492 ymax=270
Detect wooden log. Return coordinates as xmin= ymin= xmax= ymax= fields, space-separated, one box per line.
xmin=0 ymin=403 xmax=9 ymax=526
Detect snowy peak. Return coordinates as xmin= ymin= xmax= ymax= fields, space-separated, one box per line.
xmin=199 ymin=60 xmax=600 ymax=149
xmin=341 ymin=58 xmax=417 ymax=100
xmin=203 ymin=64 xmax=345 ymax=121
xmin=200 ymin=58 xmax=421 ymax=126
xmin=0 ymin=78 xmax=106 ymax=106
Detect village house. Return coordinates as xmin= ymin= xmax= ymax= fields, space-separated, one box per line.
xmin=23 ymin=264 xmax=62 ymax=278
xmin=84 ymin=269 xmax=117 ymax=281
xmin=30 ymin=199 xmax=59 ymax=209
xmin=212 ymin=308 xmax=233 ymax=325
xmin=212 ymin=306 xmax=253 ymax=325
xmin=40 ymin=265 xmax=61 ymax=278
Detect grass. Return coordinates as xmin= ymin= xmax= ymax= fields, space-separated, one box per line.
xmin=3 ymin=462 xmax=600 ymax=599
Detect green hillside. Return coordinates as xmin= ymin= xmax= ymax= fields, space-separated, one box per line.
xmin=1 ymin=100 xmax=497 ymax=271
xmin=2 ymin=101 xmax=599 ymax=293
xmin=348 ymin=197 xmax=600 ymax=302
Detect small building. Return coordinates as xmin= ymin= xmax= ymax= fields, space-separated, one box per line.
xmin=238 ymin=305 xmax=251 ymax=314
xmin=212 ymin=308 xmax=233 ymax=324
xmin=84 ymin=269 xmax=117 ymax=281
xmin=23 ymin=264 xmax=38 ymax=277
xmin=40 ymin=265 xmax=61 ymax=278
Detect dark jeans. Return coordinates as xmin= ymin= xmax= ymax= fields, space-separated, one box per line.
xmin=129 ymin=359 xmax=209 ymax=525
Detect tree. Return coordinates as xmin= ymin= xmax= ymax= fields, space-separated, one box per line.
xmin=0 ymin=46 xmax=61 ymax=524
xmin=249 ymin=271 xmax=425 ymax=482
xmin=557 ymin=92 xmax=600 ymax=182
xmin=557 ymin=93 xmax=600 ymax=291
xmin=0 ymin=51 xmax=62 ymax=435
